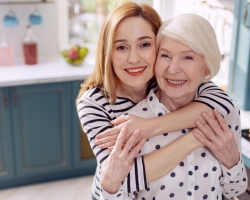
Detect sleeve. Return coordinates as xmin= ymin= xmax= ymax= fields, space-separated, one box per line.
xmin=193 ymin=81 xmax=234 ymax=117
xmin=100 ymin=186 xmax=133 ymax=200
xmin=218 ymin=106 xmax=248 ymax=199
xmin=77 ymin=96 xmax=148 ymax=196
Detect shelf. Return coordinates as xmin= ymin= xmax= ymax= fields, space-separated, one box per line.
xmin=0 ymin=0 xmax=54 ymax=5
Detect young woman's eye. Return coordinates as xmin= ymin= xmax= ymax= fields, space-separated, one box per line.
xmin=117 ymin=45 xmax=127 ymax=50
xmin=140 ymin=42 xmax=151 ymax=48
xmin=185 ymin=56 xmax=193 ymax=60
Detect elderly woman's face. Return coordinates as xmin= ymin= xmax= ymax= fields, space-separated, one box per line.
xmin=155 ymin=37 xmax=208 ymax=103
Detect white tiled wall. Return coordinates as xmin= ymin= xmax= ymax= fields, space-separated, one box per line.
xmin=0 ymin=0 xmax=59 ymax=57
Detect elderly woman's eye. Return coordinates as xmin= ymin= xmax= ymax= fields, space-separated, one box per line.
xmin=185 ymin=56 xmax=193 ymax=60
xmin=161 ymin=54 xmax=170 ymax=58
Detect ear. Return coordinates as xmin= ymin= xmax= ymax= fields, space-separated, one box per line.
xmin=204 ymin=67 xmax=210 ymax=77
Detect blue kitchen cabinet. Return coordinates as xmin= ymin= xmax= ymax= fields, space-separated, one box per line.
xmin=0 ymin=81 xmax=96 ymax=189
xmin=11 ymin=82 xmax=72 ymax=178
xmin=0 ymin=88 xmax=15 ymax=182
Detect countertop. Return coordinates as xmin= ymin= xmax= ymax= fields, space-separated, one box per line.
xmin=0 ymin=53 xmax=95 ymax=87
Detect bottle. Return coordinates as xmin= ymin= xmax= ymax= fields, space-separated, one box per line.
xmin=23 ymin=25 xmax=37 ymax=65
xmin=0 ymin=34 xmax=14 ymax=66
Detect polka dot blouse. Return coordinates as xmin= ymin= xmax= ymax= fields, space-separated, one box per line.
xmin=76 ymin=81 xmax=247 ymax=200
xmin=101 ymin=88 xmax=247 ymax=200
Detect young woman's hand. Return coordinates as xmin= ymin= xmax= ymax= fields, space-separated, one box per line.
xmin=95 ymin=114 xmax=150 ymax=149
xmin=100 ymin=125 xmax=146 ymax=194
xmin=193 ymin=109 xmax=240 ymax=169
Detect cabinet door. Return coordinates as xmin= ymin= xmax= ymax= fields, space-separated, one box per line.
xmin=0 ymin=88 xmax=15 ymax=181
xmin=11 ymin=82 xmax=71 ymax=178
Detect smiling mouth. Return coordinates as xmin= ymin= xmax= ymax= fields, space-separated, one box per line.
xmin=167 ymin=79 xmax=186 ymax=85
xmin=125 ymin=67 xmax=146 ymax=76
xmin=126 ymin=67 xmax=145 ymax=73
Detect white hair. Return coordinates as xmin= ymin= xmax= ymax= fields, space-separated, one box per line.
xmin=156 ymin=13 xmax=221 ymax=81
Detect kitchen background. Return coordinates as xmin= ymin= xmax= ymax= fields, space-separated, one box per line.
xmin=0 ymin=0 xmax=249 ymax=200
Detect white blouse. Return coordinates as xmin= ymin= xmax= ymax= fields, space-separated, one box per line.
xmin=100 ymin=89 xmax=248 ymax=200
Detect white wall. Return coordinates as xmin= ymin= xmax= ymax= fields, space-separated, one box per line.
xmin=0 ymin=0 xmax=59 ymax=57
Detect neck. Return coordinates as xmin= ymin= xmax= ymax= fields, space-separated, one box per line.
xmin=116 ymin=83 xmax=148 ymax=103
xmin=156 ymin=90 xmax=195 ymax=112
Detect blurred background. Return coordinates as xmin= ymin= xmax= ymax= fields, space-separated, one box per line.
xmin=0 ymin=0 xmax=249 ymax=200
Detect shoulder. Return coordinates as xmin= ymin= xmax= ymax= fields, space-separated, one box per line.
xmin=79 ymin=87 xmax=106 ymax=101
xmin=77 ymin=86 xmax=109 ymax=106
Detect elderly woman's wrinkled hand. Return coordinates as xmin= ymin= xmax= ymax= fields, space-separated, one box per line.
xmin=100 ymin=125 xmax=145 ymax=194
xmin=95 ymin=114 xmax=149 ymax=149
xmin=193 ymin=109 xmax=240 ymax=169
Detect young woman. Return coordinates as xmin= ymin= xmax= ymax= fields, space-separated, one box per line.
xmin=76 ymin=3 xmax=236 ymax=199
xmin=97 ymin=14 xmax=247 ymax=200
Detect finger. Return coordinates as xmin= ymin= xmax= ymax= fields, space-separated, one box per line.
xmin=108 ymin=146 xmax=114 ymax=152
xmin=111 ymin=115 xmax=128 ymax=125
xmin=195 ymin=120 xmax=218 ymax=142
xmin=96 ymin=126 xmax=120 ymax=140
xmin=99 ymin=140 xmax=116 ymax=149
xmin=128 ymin=138 xmax=146 ymax=160
xmin=201 ymin=112 xmax=225 ymax=138
xmin=113 ymin=125 xmax=128 ymax=151
xmin=95 ymin=134 xmax=118 ymax=145
xmin=213 ymin=109 xmax=230 ymax=132
xmin=122 ymin=129 xmax=140 ymax=155
xmin=193 ymin=132 xmax=217 ymax=149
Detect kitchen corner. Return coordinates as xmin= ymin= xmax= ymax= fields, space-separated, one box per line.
xmin=0 ymin=53 xmax=95 ymax=87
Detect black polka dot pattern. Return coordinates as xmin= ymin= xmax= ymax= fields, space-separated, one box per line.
xmin=201 ymin=152 xmax=206 ymax=157
xmin=142 ymin=107 xmax=148 ymax=111
xmin=158 ymin=112 xmax=163 ymax=116
xmin=163 ymin=133 xmax=168 ymax=136
xmin=181 ymin=129 xmax=186 ymax=134
xmin=170 ymin=193 xmax=174 ymax=198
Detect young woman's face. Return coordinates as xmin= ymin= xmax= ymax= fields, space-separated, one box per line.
xmin=111 ymin=17 xmax=156 ymax=90
xmin=155 ymin=37 xmax=208 ymax=104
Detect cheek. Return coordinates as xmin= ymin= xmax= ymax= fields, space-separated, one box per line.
xmin=155 ymin=59 xmax=166 ymax=75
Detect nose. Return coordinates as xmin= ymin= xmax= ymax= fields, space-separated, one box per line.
xmin=167 ymin=58 xmax=180 ymax=74
xmin=127 ymin=47 xmax=140 ymax=64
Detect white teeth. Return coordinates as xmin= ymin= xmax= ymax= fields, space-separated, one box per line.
xmin=167 ymin=79 xmax=186 ymax=85
xmin=127 ymin=68 xmax=145 ymax=73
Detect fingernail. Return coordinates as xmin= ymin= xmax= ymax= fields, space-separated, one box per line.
xmin=202 ymin=112 xmax=208 ymax=118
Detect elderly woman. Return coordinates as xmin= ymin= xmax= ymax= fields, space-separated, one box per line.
xmin=98 ymin=14 xmax=248 ymax=200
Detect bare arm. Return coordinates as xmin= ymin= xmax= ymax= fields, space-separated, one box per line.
xmin=95 ymin=102 xmax=213 ymax=148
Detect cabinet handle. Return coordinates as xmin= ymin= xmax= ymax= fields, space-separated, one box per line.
xmin=244 ymin=1 xmax=250 ymax=28
xmin=12 ymin=88 xmax=17 ymax=107
xmin=3 ymin=89 xmax=8 ymax=108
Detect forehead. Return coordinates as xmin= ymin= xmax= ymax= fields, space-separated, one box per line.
xmin=115 ymin=17 xmax=155 ymax=38
xmin=159 ymin=36 xmax=192 ymax=51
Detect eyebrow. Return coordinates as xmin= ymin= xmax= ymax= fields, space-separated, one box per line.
xmin=159 ymin=48 xmax=195 ymax=54
xmin=114 ymin=36 xmax=153 ymax=44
